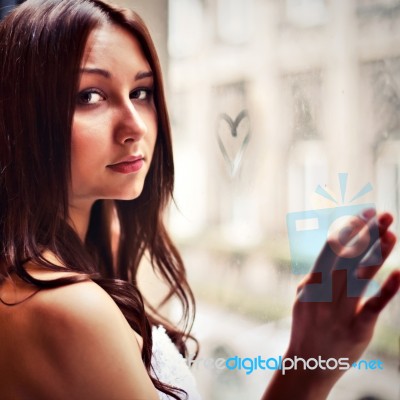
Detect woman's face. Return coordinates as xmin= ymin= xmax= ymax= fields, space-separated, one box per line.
xmin=70 ymin=23 xmax=157 ymax=208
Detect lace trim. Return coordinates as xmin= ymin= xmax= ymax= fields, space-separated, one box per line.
xmin=151 ymin=326 xmax=201 ymax=400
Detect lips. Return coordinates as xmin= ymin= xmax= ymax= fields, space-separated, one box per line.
xmin=107 ymin=155 xmax=144 ymax=174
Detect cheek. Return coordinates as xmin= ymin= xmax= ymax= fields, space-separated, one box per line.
xmin=70 ymin=122 xmax=107 ymax=186
xmin=71 ymin=118 xmax=107 ymax=160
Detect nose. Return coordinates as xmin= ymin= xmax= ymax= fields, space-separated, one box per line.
xmin=114 ymin=101 xmax=147 ymax=144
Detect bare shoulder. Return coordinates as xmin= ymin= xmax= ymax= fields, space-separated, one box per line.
xmin=35 ymin=278 xmax=123 ymax=325
xmin=23 ymin=260 xmax=132 ymax=336
xmin=24 ymin=278 xmax=158 ymax=400
xmin=32 ymin=278 xmax=142 ymax=357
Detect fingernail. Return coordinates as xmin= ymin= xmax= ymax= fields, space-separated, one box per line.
xmin=362 ymin=208 xmax=376 ymax=219
xmin=384 ymin=231 xmax=396 ymax=245
xmin=379 ymin=213 xmax=392 ymax=227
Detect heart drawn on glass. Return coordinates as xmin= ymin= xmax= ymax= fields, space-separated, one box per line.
xmin=216 ymin=110 xmax=251 ymax=178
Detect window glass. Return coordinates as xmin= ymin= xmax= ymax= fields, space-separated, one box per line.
xmin=168 ymin=1 xmax=400 ymax=398
xmin=216 ymin=0 xmax=254 ymax=44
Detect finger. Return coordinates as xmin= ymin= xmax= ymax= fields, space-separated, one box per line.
xmin=332 ymin=213 xmax=393 ymax=301
xmin=362 ymin=213 xmax=394 ymax=268
xmin=300 ymin=211 xmax=392 ymax=303
xmin=298 ymin=210 xmax=391 ymax=303
xmin=311 ymin=210 xmax=377 ymax=275
xmin=296 ymin=272 xmax=323 ymax=296
xmin=355 ymin=270 xmax=400 ymax=328
xmin=356 ymin=230 xmax=396 ymax=281
xmin=331 ymin=231 xmax=396 ymax=316
xmin=299 ymin=211 xmax=376 ymax=301
xmin=377 ymin=213 xmax=394 ymax=236
xmin=333 ymin=212 xmax=390 ymax=266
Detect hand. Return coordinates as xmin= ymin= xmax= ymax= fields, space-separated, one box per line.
xmin=288 ymin=210 xmax=400 ymax=389
xmin=262 ymin=211 xmax=400 ymax=400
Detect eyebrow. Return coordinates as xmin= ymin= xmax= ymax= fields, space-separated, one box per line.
xmin=80 ymin=67 xmax=111 ymax=78
xmin=79 ymin=68 xmax=153 ymax=81
xmin=135 ymin=70 xmax=153 ymax=80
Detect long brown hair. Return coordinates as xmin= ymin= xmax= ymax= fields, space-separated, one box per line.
xmin=0 ymin=0 xmax=196 ymax=398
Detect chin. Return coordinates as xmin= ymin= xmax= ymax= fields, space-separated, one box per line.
xmin=97 ymin=181 xmax=146 ymax=202
xmin=118 ymin=193 xmax=142 ymax=201
xmin=112 ymin=186 xmax=145 ymax=201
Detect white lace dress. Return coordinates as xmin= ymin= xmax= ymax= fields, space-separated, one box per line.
xmin=151 ymin=326 xmax=202 ymax=400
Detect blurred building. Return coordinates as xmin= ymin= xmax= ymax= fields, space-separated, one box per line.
xmin=165 ymin=3 xmax=400 ymax=399
xmin=167 ymin=0 xmax=400 ymax=261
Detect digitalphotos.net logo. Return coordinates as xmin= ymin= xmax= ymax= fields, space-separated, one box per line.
xmin=286 ymin=173 xmax=382 ymax=302
xmin=187 ymin=355 xmax=384 ymax=376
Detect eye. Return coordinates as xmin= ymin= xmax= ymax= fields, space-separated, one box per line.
xmin=130 ymin=88 xmax=152 ymax=101
xmin=77 ymin=89 xmax=106 ymax=105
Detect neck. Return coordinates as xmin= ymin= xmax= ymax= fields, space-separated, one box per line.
xmin=68 ymin=201 xmax=93 ymax=242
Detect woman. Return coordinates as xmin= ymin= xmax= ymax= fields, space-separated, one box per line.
xmin=0 ymin=1 xmax=398 ymax=399
xmin=0 ymin=0 xmax=197 ymax=399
